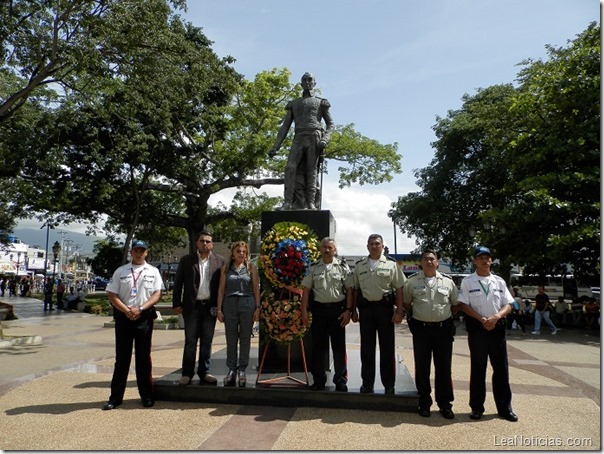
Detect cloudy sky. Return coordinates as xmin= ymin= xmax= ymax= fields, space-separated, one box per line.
xmin=17 ymin=0 xmax=598 ymax=255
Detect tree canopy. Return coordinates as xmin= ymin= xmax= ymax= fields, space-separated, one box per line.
xmin=1 ymin=0 xmax=401 ymax=256
xmin=390 ymin=22 xmax=600 ymax=283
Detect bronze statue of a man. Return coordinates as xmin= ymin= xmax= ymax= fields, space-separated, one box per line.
xmin=269 ymin=72 xmax=334 ymax=210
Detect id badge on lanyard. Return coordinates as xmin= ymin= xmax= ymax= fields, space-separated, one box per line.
xmin=130 ymin=268 xmax=142 ymax=303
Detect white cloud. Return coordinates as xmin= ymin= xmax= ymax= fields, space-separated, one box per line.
xmin=208 ymin=180 xmax=417 ymax=256
xmin=321 ymin=182 xmax=416 ymax=255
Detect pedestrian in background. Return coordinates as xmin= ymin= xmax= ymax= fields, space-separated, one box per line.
xmin=43 ymin=277 xmax=54 ymax=310
xmin=506 ymin=288 xmax=526 ymax=334
xmin=56 ymin=279 xmax=66 ymax=310
xmin=531 ymin=285 xmax=557 ymax=335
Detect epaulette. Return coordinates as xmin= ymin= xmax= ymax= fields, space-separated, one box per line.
xmin=407 ymin=271 xmax=420 ymax=279
xmin=440 ymin=273 xmax=453 ymax=281
xmin=310 ymin=260 xmax=320 ymax=266
xmin=355 ymin=256 xmax=367 ymax=264
xmin=320 ymin=98 xmax=331 ymax=108
xmin=385 ymin=255 xmax=396 ymax=262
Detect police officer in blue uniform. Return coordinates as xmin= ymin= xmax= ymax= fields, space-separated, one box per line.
xmin=352 ymin=234 xmax=406 ymax=394
xmin=403 ymin=249 xmax=458 ymax=419
xmin=457 ymin=246 xmax=518 ymax=422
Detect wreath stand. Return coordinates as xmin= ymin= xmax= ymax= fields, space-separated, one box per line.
xmin=255 ymin=339 xmax=309 ymax=387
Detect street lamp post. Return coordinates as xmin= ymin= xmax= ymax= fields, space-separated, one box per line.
xmin=52 ymin=241 xmax=61 ymax=281
xmin=15 ymin=251 xmax=21 ymax=278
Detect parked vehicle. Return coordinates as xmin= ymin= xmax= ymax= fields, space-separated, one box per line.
xmin=510 ymin=274 xmax=596 ymax=302
xmin=94 ymin=277 xmax=109 ymax=291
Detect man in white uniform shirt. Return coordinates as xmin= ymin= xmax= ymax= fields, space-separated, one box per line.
xmin=457 ymin=246 xmax=518 ymax=422
xmin=103 ymin=239 xmax=163 ymax=410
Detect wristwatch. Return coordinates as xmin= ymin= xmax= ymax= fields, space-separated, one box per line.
xmin=139 ymin=305 xmax=145 ymax=312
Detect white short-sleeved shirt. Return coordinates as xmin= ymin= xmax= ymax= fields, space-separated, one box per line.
xmin=457 ymin=272 xmax=514 ymax=317
xmin=106 ymin=261 xmax=163 ymax=307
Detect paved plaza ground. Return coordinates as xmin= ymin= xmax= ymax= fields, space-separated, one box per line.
xmin=0 ymin=295 xmax=600 ymax=451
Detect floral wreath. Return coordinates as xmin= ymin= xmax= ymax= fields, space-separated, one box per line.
xmin=258 ymin=221 xmax=320 ymax=344
xmin=260 ymin=291 xmax=310 ymax=344
xmin=259 ymin=222 xmax=320 ymax=291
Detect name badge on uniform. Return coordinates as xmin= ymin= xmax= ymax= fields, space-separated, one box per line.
xmin=130 ymin=287 xmax=138 ymax=297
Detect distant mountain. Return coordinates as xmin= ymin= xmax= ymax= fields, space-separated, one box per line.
xmin=11 ymin=228 xmax=105 ymax=256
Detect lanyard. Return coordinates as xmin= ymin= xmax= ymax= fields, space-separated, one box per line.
xmin=478 ymin=279 xmax=491 ymax=297
xmin=131 ymin=268 xmax=144 ymax=286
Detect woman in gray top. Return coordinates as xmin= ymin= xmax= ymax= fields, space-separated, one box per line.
xmin=217 ymin=241 xmax=261 ymax=387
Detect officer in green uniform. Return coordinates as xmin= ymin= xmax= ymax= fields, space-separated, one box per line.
xmin=352 ymin=234 xmax=406 ymax=394
xmin=403 ymin=249 xmax=458 ymax=419
xmin=302 ymin=237 xmax=354 ymax=391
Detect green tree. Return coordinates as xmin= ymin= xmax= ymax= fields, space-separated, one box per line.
xmin=90 ymin=239 xmax=123 ymax=278
xmin=2 ymin=2 xmax=402 ymax=259
xmin=391 ymin=23 xmax=600 ymax=282
xmin=503 ymin=22 xmax=600 ymax=282
xmin=0 ymin=0 xmax=186 ymax=123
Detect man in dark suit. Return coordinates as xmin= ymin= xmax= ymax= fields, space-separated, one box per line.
xmin=173 ymin=231 xmax=225 ymax=386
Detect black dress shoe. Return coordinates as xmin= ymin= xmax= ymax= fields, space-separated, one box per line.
xmin=418 ymin=407 xmax=431 ymax=417
xmin=102 ymin=401 xmax=121 ymax=411
xmin=359 ymin=385 xmax=374 ymax=394
xmin=309 ymin=383 xmax=325 ymax=391
xmin=499 ymin=411 xmax=518 ymax=422
xmin=470 ymin=410 xmax=483 ymax=420
xmin=439 ymin=408 xmax=455 ymax=420
xmin=142 ymin=398 xmax=155 ymax=408
xmin=335 ymin=383 xmax=348 ymax=392
xmin=384 ymin=386 xmax=395 ymax=395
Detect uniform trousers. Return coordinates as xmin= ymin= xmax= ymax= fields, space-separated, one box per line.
xmin=358 ymin=301 xmax=395 ymax=388
xmin=409 ymin=317 xmax=454 ymax=410
xmin=466 ymin=320 xmax=512 ymax=415
xmin=310 ymin=302 xmax=348 ymax=386
xmin=109 ymin=311 xmax=154 ymax=403
xmin=223 ymin=295 xmax=255 ymax=371
xmin=182 ymin=300 xmax=217 ymax=378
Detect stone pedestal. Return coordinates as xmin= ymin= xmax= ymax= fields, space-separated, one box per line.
xmin=259 ymin=210 xmax=335 ymax=373
xmin=261 ymin=210 xmax=336 ymax=239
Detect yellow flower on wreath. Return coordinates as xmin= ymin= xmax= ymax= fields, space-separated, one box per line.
xmin=260 ymin=292 xmax=311 ymax=344
xmin=258 ymin=221 xmax=320 ymax=290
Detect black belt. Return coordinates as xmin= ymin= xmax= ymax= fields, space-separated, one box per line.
xmin=314 ymin=301 xmax=345 ymax=307
xmin=360 ymin=297 xmax=392 ymax=307
xmin=196 ymin=299 xmax=210 ymax=304
xmin=413 ymin=317 xmax=452 ymax=327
